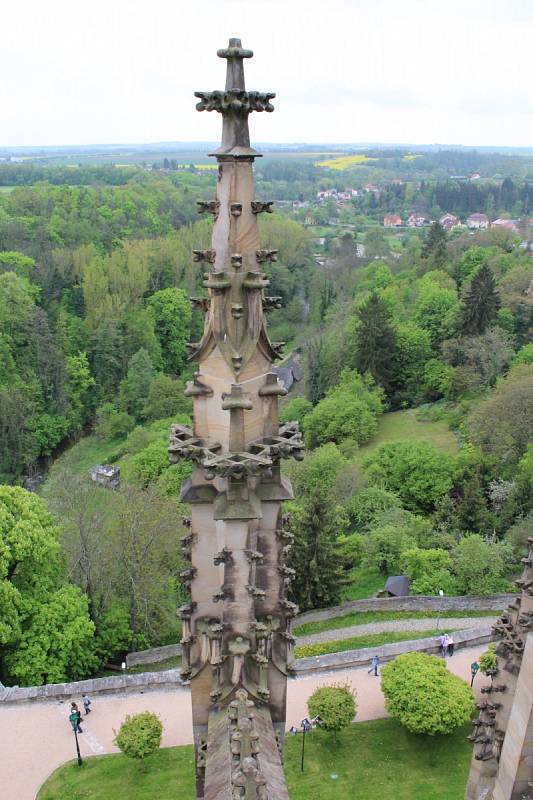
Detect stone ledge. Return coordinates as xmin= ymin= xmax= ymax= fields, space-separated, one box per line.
xmin=295 ymin=594 xmax=515 ymax=627
xmin=293 ymin=625 xmax=496 ymax=674
xmin=0 ymin=668 xmax=184 ymax=704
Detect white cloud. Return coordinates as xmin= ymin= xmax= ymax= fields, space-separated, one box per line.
xmin=1 ymin=0 xmax=532 ymax=146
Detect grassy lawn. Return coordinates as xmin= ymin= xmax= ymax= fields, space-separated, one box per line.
xmin=352 ymin=409 xmax=458 ymax=466
xmin=38 ymin=719 xmax=472 ymax=800
xmin=294 ymin=628 xmax=455 ymax=658
xmin=294 ymin=609 xmax=497 ymax=637
xmin=340 ymin=566 xmax=384 ymax=600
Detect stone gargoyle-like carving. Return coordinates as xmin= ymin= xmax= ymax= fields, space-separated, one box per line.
xmin=255 ymin=249 xmax=278 ymax=263
xmin=203 ymin=271 xmax=232 ymax=291
xmin=242 ymin=272 xmax=270 ymax=290
xmin=169 ymin=424 xmax=221 ymax=465
xmin=248 ymin=422 xmax=304 ymax=462
xmin=189 ymin=297 xmax=210 ymax=312
xmin=202 ymin=451 xmax=272 ymax=481
xmin=262 ymin=295 xmax=283 ymax=312
xmin=193 ymin=249 xmax=216 ymax=263
xmin=196 ymin=200 xmax=220 ymax=216
xmin=251 ymin=201 xmax=274 ymax=215
xmin=185 ymin=372 xmax=214 ymax=398
xmin=195 ymin=89 xmax=275 ymax=114
xmin=230 ymin=203 xmax=243 ymax=217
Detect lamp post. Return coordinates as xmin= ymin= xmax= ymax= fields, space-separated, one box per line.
xmin=121 ymin=660 xmax=127 ymax=689
xmin=436 ymin=589 xmax=444 ymax=630
xmin=68 ymin=711 xmax=83 ymax=767
xmin=470 ymin=661 xmax=480 ymax=687
xmin=289 ymin=716 xmax=322 ymax=772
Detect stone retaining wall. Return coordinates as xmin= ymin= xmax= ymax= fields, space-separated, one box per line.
xmin=294 ymin=594 xmax=514 ymax=628
xmin=127 ymin=643 xmax=183 ymax=667
xmin=0 ymin=668 xmax=183 ymax=704
xmin=293 ymin=625 xmax=495 ymax=674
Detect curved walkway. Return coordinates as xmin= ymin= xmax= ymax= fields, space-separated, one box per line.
xmin=296 ymin=616 xmax=498 ymax=646
xmin=0 ymin=645 xmax=489 ymax=800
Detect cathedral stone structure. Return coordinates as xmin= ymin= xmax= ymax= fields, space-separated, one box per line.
xmin=169 ymin=39 xmax=301 ymax=800
xmin=465 ymin=537 xmax=533 ymax=800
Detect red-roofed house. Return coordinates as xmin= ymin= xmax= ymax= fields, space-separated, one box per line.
xmin=408 ymin=212 xmax=429 ymax=227
xmin=384 ymin=214 xmax=402 ymax=227
xmin=492 ymin=219 xmax=518 ymax=232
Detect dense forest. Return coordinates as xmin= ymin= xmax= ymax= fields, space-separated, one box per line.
xmin=0 ymin=160 xmax=531 ymax=687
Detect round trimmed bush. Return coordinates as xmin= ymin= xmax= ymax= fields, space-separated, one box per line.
xmin=114 ymin=711 xmax=162 ymax=763
xmin=307 ymin=682 xmax=357 ymax=742
xmin=381 ymin=652 xmax=474 ymax=735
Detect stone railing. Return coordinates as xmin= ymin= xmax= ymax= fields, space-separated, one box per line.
xmin=0 ymin=668 xmax=183 ymax=704
xmin=294 ymin=594 xmax=514 ymax=629
xmin=293 ymin=625 xmax=495 ymax=674
xmin=127 ymin=643 xmax=183 ymax=667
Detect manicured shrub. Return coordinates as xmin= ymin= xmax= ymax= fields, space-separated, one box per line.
xmin=307 ymin=682 xmax=357 ymax=742
xmin=114 ymin=711 xmax=162 ymax=764
xmin=381 ymin=652 xmax=474 ymax=735
xmin=479 ymin=643 xmax=498 ymax=674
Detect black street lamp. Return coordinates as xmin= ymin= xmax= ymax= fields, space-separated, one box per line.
xmin=470 ymin=661 xmax=480 ymax=688
xmin=289 ymin=716 xmax=322 ymax=772
xmin=68 ymin=711 xmax=83 ymax=767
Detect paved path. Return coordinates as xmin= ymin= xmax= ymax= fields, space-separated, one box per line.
xmin=0 ymin=645 xmax=488 ymax=800
xmin=296 ymin=616 xmax=498 ymax=646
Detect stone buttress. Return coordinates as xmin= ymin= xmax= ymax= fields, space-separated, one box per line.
xmin=465 ymin=536 xmax=533 ymax=800
xmin=169 ymin=39 xmax=302 ymax=800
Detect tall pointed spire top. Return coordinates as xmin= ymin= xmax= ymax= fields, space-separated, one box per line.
xmin=217 ymin=38 xmax=253 ymax=91
xmin=195 ymin=37 xmax=274 ymax=158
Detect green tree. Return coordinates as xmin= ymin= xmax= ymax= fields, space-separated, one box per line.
xmin=279 ymin=397 xmax=313 ymax=427
xmin=119 ymin=348 xmax=156 ymax=421
xmin=453 ymin=534 xmax=508 ymax=595
xmin=344 ymin=486 xmax=401 ymax=533
xmin=66 ymin=351 xmax=95 ymax=431
xmin=303 ymin=369 xmax=383 ymax=449
xmin=400 ymin=548 xmax=457 ymax=595
xmin=0 ymin=486 xmax=96 ymax=685
xmin=307 ymin=683 xmax=357 ymax=743
xmin=421 ymin=222 xmax=447 ymax=267
xmin=363 ymin=440 xmax=456 ymax=513
xmin=363 ymin=524 xmax=416 ymax=575
xmin=462 ymin=265 xmax=500 ymax=335
xmin=354 ymin=292 xmax=398 ymax=393
xmin=143 ymin=375 xmax=191 ymax=421
xmin=6 ymin=585 xmax=98 ymax=685
xmin=479 ymin=644 xmax=497 ymax=674
xmin=414 ymin=282 xmax=460 ymax=346
xmin=468 ymin=365 xmax=533 ymax=465
xmin=114 ymin=712 xmax=162 ymax=765
xmin=287 ymin=444 xmax=349 ymax=611
xmin=148 ymin=287 xmax=191 ymax=374
xmin=381 ymin=652 xmax=473 ymax=735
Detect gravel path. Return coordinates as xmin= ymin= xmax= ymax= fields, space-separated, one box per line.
xmin=296 ymin=616 xmax=497 ymax=646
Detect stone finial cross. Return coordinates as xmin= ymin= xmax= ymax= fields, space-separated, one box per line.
xmin=217 ymin=38 xmax=253 ymax=91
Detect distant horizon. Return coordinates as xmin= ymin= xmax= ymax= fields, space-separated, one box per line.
xmin=2 ymin=141 xmax=533 ymax=156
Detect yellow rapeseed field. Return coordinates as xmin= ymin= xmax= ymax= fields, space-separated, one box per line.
xmin=316 ymin=154 xmax=376 ymax=169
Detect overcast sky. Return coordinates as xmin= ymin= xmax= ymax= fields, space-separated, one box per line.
xmin=2 ymin=0 xmax=532 ymax=148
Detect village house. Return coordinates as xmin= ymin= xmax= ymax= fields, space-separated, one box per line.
xmin=466 ymin=212 xmax=490 ymax=229
xmin=440 ymin=212 xmax=461 ymax=231
xmin=469 ymin=172 xmax=481 ymax=181
xmin=492 ymin=218 xmax=518 ymax=232
xmin=407 ymin=212 xmax=429 ymax=227
xmin=384 ymin=213 xmax=402 ymax=227
xmin=363 ymin=183 xmax=380 ymax=194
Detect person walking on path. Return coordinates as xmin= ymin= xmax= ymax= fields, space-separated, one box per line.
xmin=70 ymin=702 xmax=83 ymax=733
xmin=368 ymin=655 xmax=379 ymax=676
xmin=447 ymin=635 xmax=455 ymax=657
xmin=440 ymin=633 xmax=449 ymax=658
xmin=82 ymin=694 xmax=92 ymax=715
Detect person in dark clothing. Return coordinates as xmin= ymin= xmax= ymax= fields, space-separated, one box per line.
xmin=70 ymin=702 xmax=83 ymax=733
